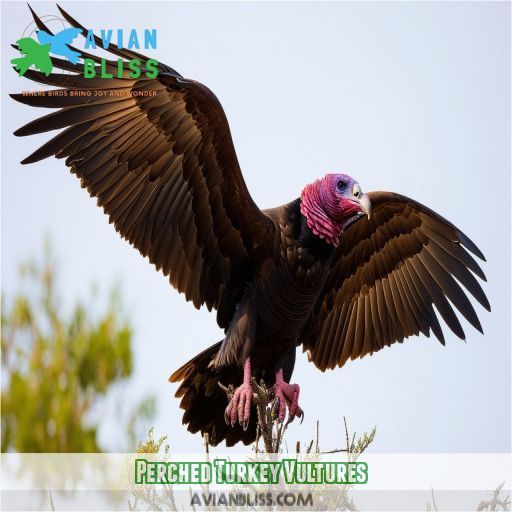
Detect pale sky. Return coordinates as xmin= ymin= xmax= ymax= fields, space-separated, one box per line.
xmin=1 ymin=1 xmax=510 ymax=454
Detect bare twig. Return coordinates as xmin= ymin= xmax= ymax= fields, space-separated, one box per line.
xmin=203 ymin=432 xmax=210 ymax=456
xmin=47 ymin=489 xmax=55 ymax=512
xmin=476 ymin=482 xmax=511 ymax=511
xmin=430 ymin=486 xmax=438 ymax=512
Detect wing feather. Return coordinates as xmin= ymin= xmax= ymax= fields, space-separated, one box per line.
xmin=301 ymin=192 xmax=489 ymax=371
xmin=11 ymin=6 xmax=276 ymax=328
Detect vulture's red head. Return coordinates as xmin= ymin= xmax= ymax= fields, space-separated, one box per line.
xmin=300 ymin=173 xmax=371 ymax=247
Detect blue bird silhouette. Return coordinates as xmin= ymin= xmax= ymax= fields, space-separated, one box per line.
xmin=36 ymin=28 xmax=82 ymax=64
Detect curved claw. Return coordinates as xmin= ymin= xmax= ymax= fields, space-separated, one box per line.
xmin=223 ymin=358 xmax=254 ymax=428
xmin=225 ymin=381 xmax=253 ymax=427
xmin=273 ymin=375 xmax=304 ymax=425
xmin=285 ymin=406 xmax=304 ymax=426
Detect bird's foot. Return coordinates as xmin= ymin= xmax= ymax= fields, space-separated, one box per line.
xmin=224 ymin=358 xmax=253 ymax=429
xmin=273 ymin=369 xmax=303 ymax=424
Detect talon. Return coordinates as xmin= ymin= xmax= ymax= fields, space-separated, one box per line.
xmin=230 ymin=390 xmax=240 ymax=427
xmin=273 ymin=369 xmax=304 ymax=424
xmin=237 ymin=391 xmax=246 ymax=425
xmin=224 ymin=358 xmax=254 ymax=428
xmin=274 ymin=385 xmax=287 ymax=422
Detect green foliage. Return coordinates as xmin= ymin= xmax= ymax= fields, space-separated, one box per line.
xmin=136 ymin=427 xmax=169 ymax=455
xmin=1 ymin=244 xmax=152 ymax=452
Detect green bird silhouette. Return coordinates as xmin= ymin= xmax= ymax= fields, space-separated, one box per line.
xmin=11 ymin=38 xmax=52 ymax=76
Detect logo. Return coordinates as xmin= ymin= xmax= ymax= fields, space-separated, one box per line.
xmin=11 ymin=13 xmax=158 ymax=79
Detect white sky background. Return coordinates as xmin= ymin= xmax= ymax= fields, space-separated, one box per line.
xmin=1 ymin=1 xmax=510 ymax=454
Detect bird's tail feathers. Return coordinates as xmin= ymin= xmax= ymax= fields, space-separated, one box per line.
xmin=169 ymin=341 xmax=257 ymax=447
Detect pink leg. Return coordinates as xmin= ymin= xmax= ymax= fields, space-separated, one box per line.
xmin=273 ymin=369 xmax=303 ymax=423
xmin=225 ymin=358 xmax=253 ymax=429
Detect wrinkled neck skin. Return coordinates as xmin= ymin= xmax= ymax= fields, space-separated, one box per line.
xmin=300 ymin=180 xmax=343 ymax=247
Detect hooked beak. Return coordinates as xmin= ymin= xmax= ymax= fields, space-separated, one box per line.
xmin=352 ymin=183 xmax=371 ymax=220
xmin=339 ymin=185 xmax=371 ymax=231
xmin=358 ymin=193 xmax=371 ymax=220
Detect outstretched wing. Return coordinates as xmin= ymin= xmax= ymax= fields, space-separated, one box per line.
xmin=11 ymin=6 xmax=276 ymax=328
xmin=300 ymin=192 xmax=490 ymax=371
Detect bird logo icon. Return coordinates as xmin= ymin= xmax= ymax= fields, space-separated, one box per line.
xmin=36 ymin=28 xmax=83 ymax=64
xmin=11 ymin=26 xmax=82 ymax=76
xmin=10 ymin=38 xmax=52 ymax=76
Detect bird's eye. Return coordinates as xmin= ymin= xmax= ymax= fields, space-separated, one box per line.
xmin=336 ymin=180 xmax=346 ymax=192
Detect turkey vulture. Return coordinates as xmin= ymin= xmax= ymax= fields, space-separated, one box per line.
xmin=11 ymin=6 xmax=489 ymax=447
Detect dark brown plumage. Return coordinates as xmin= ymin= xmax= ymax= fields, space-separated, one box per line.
xmin=12 ymin=6 xmax=489 ymax=447
xmin=300 ymin=192 xmax=490 ymax=371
